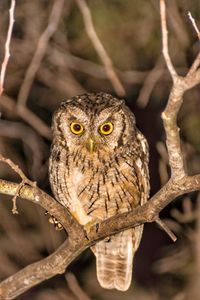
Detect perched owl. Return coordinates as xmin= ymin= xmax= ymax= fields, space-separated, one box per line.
xmin=49 ymin=92 xmax=149 ymax=291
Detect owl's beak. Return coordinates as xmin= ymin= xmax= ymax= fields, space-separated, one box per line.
xmin=86 ymin=137 xmax=96 ymax=154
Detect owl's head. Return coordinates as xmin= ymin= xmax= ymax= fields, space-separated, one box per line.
xmin=52 ymin=93 xmax=136 ymax=156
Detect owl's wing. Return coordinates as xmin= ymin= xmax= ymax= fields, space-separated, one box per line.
xmin=93 ymin=130 xmax=150 ymax=291
xmin=94 ymin=229 xmax=133 ymax=291
xmin=133 ymin=130 xmax=150 ymax=249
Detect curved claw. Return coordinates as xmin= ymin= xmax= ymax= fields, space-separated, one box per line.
xmin=45 ymin=211 xmax=63 ymax=231
xmin=84 ymin=218 xmax=101 ymax=239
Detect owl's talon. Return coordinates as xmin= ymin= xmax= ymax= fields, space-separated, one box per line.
xmin=55 ymin=222 xmax=63 ymax=231
xmin=48 ymin=216 xmax=54 ymax=224
xmin=105 ymin=236 xmax=111 ymax=242
xmin=84 ymin=219 xmax=101 ymax=239
xmin=45 ymin=211 xmax=63 ymax=231
xmin=84 ymin=231 xmax=90 ymax=240
xmin=95 ymin=223 xmax=99 ymax=233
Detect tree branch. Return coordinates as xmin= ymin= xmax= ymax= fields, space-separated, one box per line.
xmin=155 ymin=217 xmax=177 ymax=242
xmin=0 ymin=174 xmax=200 ymax=299
xmin=17 ymin=0 xmax=65 ymax=108
xmin=160 ymin=0 xmax=200 ymax=178
xmin=136 ymin=55 xmax=165 ymax=108
xmin=0 ymin=0 xmax=15 ymax=97
xmin=0 ymin=0 xmax=200 ymax=299
xmin=188 ymin=12 xmax=200 ymax=40
xmin=0 ymin=179 xmax=81 ymax=237
xmin=0 ymin=94 xmax=52 ymax=140
xmin=75 ymin=0 xmax=125 ymax=97
xmin=160 ymin=0 xmax=177 ymax=80
xmin=187 ymin=12 xmax=200 ymax=76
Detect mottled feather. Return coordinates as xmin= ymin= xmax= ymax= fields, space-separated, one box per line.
xmin=49 ymin=92 xmax=149 ymax=291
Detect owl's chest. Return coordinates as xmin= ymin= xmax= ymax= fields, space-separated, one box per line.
xmin=66 ymin=157 xmax=140 ymax=220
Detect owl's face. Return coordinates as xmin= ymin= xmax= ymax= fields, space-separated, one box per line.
xmin=52 ymin=93 xmax=136 ymax=156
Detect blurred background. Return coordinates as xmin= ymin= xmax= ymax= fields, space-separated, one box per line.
xmin=0 ymin=0 xmax=200 ymax=299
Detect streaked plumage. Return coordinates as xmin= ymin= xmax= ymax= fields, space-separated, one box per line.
xmin=49 ymin=92 xmax=149 ymax=291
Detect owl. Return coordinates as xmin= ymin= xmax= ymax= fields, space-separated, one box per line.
xmin=49 ymin=92 xmax=149 ymax=291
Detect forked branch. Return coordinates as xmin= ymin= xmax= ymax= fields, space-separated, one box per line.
xmin=17 ymin=0 xmax=65 ymax=108
xmin=75 ymin=0 xmax=125 ymax=97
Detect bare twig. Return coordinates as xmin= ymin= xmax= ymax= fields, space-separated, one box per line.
xmin=156 ymin=217 xmax=177 ymax=242
xmin=0 ymin=201 xmax=43 ymax=262
xmin=183 ymin=194 xmax=200 ymax=300
xmin=48 ymin=45 xmax=187 ymax=84
xmin=187 ymin=12 xmax=200 ymax=76
xmin=136 ymin=55 xmax=165 ymax=108
xmin=187 ymin=52 xmax=200 ymax=76
xmin=37 ymin=65 xmax=85 ymax=97
xmin=17 ymin=0 xmax=65 ymax=107
xmin=75 ymin=0 xmax=125 ymax=96
xmin=0 ymin=0 xmax=15 ymax=97
xmin=160 ymin=0 xmax=177 ymax=80
xmin=0 ymin=154 xmax=36 ymax=213
xmin=160 ymin=0 xmax=185 ymax=178
xmin=0 ymin=94 xmax=52 ymax=140
xmin=160 ymin=2 xmax=200 ymax=178
xmin=0 ymin=179 xmax=80 ymax=236
xmin=0 ymin=120 xmax=49 ymax=179
xmin=171 ymin=197 xmax=198 ymax=223
xmin=188 ymin=12 xmax=200 ymax=39
xmin=65 ymin=273 xmax=91 ymax=300
xmin=167 ymin=1 xmax=190 ymax=49
xmin=11 ymin=180 xmax=24 ymax=214
xmin=0 ymin=154 xmax=35 ymax=186
xmin=154 ymin=245 xmax=191 ymax=275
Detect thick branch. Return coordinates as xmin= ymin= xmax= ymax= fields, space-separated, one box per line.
xmin=0 ymin=240 xmax=74 ymax=300
xmin=0 ymin=179 xmax=81 ymax=238
xmin=162 ymin=61 xmax=200 ymax=180
xmin=160 ymin=0 xmax=200 ymax=179
xmin=0 ymin=175 xmax=200 ymax=299
xmin=162 ymin=79 xmax=185 ymax=178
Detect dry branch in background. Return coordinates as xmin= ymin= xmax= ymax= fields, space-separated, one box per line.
xmin=188 ymin=12 xmax=200 ymax=40
xmin=0 ymin=0 xmax=200 ymax=299
xmin=65 ymin=272 xmax=91 ymax=300
xmin=0 ymin=172 xmax=200 ymax=299
xmin=0 ymin=94 xmax=52 ymax=140
xmin=75 ymin=0 xmax=125 ymax=97
xmin=17 ymin=0 xmax=65 ymax=108
xmin=0 ymin=0 xmax=15 ymax=97
xmin=136 ymin=55 xmax=165 ymax=108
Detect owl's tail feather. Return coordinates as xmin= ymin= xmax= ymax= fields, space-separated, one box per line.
xmin=93 ymin=229 xmax=134 ymax=291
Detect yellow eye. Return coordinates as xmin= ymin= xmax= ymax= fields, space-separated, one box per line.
xmin=70 ymin=122 xmax=84 ymax=135
xmin=99 ymin=122 xmax=113 ymax=135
